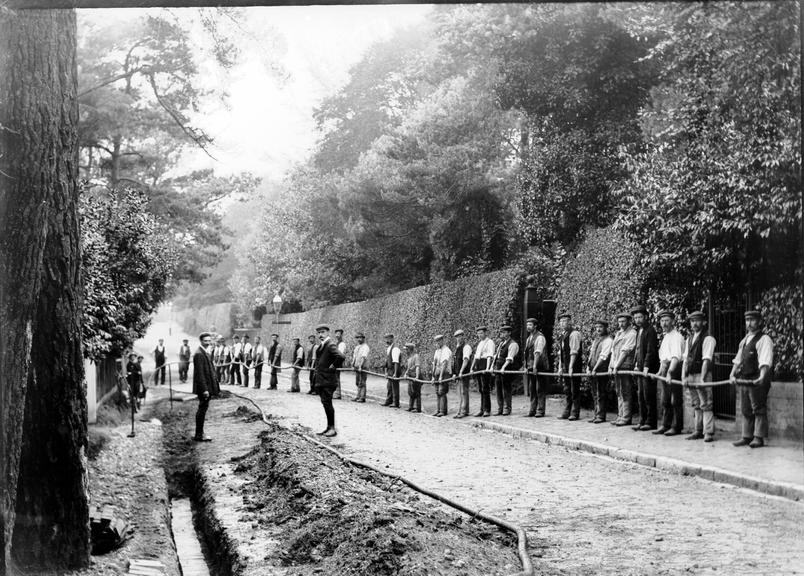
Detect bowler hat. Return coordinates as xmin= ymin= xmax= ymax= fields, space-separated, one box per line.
xmin=657 ymin=310 xmax=675 ymax=320
xmin=688 ymin=310 xmax=706 ymax=321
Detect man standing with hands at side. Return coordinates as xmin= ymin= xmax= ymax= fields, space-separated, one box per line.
xmin=632 ymin=305 xmax=660 ymax=432
xmin=178 ymin=338 xmax=191 ymax=383
xmin=557 ymin=313 xmax=583 ymax=421
xmin=352 ymin=332 xmax=370 ymax=403
xmin=153 ymin=339 xmax=167 ymax=386
xmin=192 ymin=332 xmax=219 ymax=442
xmin=314 ymin=324 xmax=345 ymax=437
xmin=471 ymin=326 xmax=495 ymax=417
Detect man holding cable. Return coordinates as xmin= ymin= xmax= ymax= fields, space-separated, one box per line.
xmin=682 ymin=311 xmax=717 ymax=442
xmin=654 ymin=310 xmax=686 ymax=436
xmin=452 ymin=329 xmax=473 ymax=419
xmin=471 ymin=326 xmax=496 ymax=417
xmin=431 ymin=334 xmax=452 ymax=417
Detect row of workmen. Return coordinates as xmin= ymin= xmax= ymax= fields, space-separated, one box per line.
xmin=181 ymin=306 xmax=773 ymax=448
xmin=292 ymin=307 xmax=773 ymax=448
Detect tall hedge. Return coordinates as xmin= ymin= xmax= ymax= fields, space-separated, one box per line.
xmin=554 ymin=227 xmax=644 ymax=357
xmin=262 ymin=268 xmax=527 ymax=373
xmin=758 ymin=284 xmax=803 ymax=382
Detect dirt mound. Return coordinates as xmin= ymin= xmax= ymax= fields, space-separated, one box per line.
xmin=233 ymin=425 xmax=519 ymax=575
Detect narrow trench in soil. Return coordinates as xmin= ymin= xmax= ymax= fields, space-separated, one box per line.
xmin=170 ymin=498 xmax=213 ymax=576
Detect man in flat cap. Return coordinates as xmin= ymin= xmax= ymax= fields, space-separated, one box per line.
xmin=654 ymin=310 xmax=686 ymax=436
xmin=306 ymin=334 xmax=319 ymax=395
xmin=333 ymin=329 xmax=347 ymax=399
xmin=471 ymin=326 xmax=495 ymax=417
xmin=493 ymin=325 xmax=520 ymax=416
xmin=432 ymin=334 xmax=453 ymax=416
xmin=268 ymin=333 xmax=282 ymax=390
xmin=230 ymin=334 xmax=243 ymax=386
xmin=352 ymin=332 xmax=370 ymax=403
xmin=381 ymin=333 xmax=402 ymax=408
xmin=242 ymin=335 xmax=254 ymax=388
xmin=313 ymin=324 xmax=345 ymax=436
xmin=609 ymin=312 xmax=638 ymax=426
xmin=178 ymin=338 xmax=191 ymax=383
xmin=682 ymin=311 xmax=717 ymax=442
xmin=192 ymin=332 xmax=219 ymax=442
xmin=404 ymin=343 xmax=422 ymax=412
xmin=730 ymin=310 xmax=774 ymax=448
xmin=632 ymin=305 xmax=660 ymax=431
xmin=289 ymin=337 xmax=305 ymax=393
xmin=453 ymin=330 xmax=474 ymax=418
xmin=557 ymin=312 xmax=583 ymax=420
xmin=253 ymin=336 xmax=266 ymax=389
xmin=524 ymin=318 xmax=548 ymax=417
xmin=587 ymin=320 xmax=613 ymax=423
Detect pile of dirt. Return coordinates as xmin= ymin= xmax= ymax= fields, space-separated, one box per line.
xmin=229 ymin=424 xmax=520 ymax=576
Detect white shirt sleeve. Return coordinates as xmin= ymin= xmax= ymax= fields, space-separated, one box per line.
xmin=569 ymin=332 xmax=581 ymax=354
xmin=757 ymin=335 xmax=774 ymax=368
xmin=534 ymin=335 xmax=546 ymax=354
xmin=506 ymin=341 xmax=519 ymax=362
xmin=599 ymin=337 xmax=613 ymax=361
xmin=702 ymin=336 xmax=716 ymax=362
xmin=391 ymin=347 xmax=401 ymax=363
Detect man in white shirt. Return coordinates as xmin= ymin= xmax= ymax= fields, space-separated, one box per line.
xmin=587 ymin=320 xmax=613 ymax=424
xmin=332 ymin=329 xmax=348 ymax=399
xmin=381 ymin=333 xmax=402 ymax=408
xmin=289 ymin=337 xmax=305 ymax=393
xmin=493 ymin=325 xmax=520 ymax=416
xmin=682 ymin=311 xmax=717 ymax=442
xmin=653 ymin=310 xmax=686 ymax=436
xmin=230 ymin=335 xmax=243 ymax=386
xmin=730 ymin=310 xmax=775 ymax=448
xmin=252 ymin=336 xmax=266 ymax=389
xmin=352 ymin=332 xmax=370 ymax=403
xmin=453 ymin=329 xmax=474 ymax=419
xmin=609 ymin=312 xmax=637 ymax=426
xmin=431 ymin=334 xmax=453 ymax=417
xmin=557 ymin=313 xmax=583 ymax=420
xmin=242 ymin=335 xmax=253 ymax=388
xmin=470 ymin=326 xmax=495 ymax=417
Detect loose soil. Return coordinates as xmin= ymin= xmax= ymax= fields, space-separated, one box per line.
xmin=154 ymin=391 xmax=522 ymax=576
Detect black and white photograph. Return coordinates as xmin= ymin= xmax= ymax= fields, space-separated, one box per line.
xmin=0 ymin=1 xmax=801 ymax=575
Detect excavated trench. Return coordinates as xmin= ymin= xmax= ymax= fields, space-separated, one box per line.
xmin=155 ymin=394 xmax=522 ymax=576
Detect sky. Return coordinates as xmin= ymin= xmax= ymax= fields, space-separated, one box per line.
xmin=78 ymin=4 xmax=433 ymax=182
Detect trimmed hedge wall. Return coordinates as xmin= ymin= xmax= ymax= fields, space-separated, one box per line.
xmin=554 ymin=227 xmax=644 ymax=356
xmin=262 ymin=268 xmax=526 ymax=373
xmin=758 ymin=284 xmax=803 ymax=382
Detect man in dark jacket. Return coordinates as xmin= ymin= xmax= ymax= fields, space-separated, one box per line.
xmin=314 ymin=324 xmax=346 ymax=437
xmin=192 ymin=332 xmax=220 ymax=442
xmin=632 ymin=305 xmax=660 ymax=431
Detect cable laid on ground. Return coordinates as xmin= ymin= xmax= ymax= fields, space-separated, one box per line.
xmin=226 ymin=390 xmax=535 ymax=576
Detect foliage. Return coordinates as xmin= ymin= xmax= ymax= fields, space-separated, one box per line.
xmin=553 ymin=227 xmax=644 ymax=354
xmin=258 ymin=268 xmax=525 ymax=372
xmin=615 ymin=1 xmax=801 ymax=294
xmin=758 ymin=284 xmax=803 ymax=382
xmin=81 ymin=188 xmax=179 ymax=359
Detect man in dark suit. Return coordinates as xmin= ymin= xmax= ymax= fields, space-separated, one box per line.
xmin=192 ymin=332 xmax=220 ymax=442
xmin=632 ymin=305 xmax=660 ymax=431
xmin=313 ymin=324 xmax=345 ymax=437
xmin=153 ymin=339 xmax=167 ymax=386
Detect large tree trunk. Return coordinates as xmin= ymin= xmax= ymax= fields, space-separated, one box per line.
xmin=0 ymin=9 xmax=83 ymax=574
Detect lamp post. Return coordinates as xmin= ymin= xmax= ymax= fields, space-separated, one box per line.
xmin=272 ymin=294 xmax=282 ymax=324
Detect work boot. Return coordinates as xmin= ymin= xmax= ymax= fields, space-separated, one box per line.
xmin=732 ymin=437 xmax=752 ymax=447
xmin=652 ymin=427 xmax=668 ymax=435
xmin=704 ymin=434 xmax=715 ymax=442
xmin=557 ymin=413 xmax=570 ymax=420
xmin=749 ymin=437 xmax=764 ymax=449
xmin=664 ymin=429 xmax=679 ymax=437
xmin=568 ymin=415 xmax=579 ymax=421
xmin=474 ymin=411 xmax=485 ymax=417
xmin=686 ymin=432 xmax=704 ymax=440
xmin=323 ymin=429 xmax=337 ymax=438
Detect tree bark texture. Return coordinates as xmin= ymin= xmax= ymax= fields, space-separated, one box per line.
xmin=0 ymin=9 xmax=86 ymax=574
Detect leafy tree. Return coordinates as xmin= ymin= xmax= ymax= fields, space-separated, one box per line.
xmin=615 ymin=1 xmax=801 ymax=295
xmin=81 ymin=188 xmax=179 ymax=359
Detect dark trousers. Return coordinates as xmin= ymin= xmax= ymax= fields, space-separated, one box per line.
xmin=561 ymin=375 xmax=580 ymax=418
xmin=660 ymin=380 xmax=684 ymax=432
xmin=333 ymin=372 xmax=342 ymax=399
xmin=178 ymin=361 xmax=189 ymax=382
xmin=590 ymin=373 xmax=608 ymax=421
xmin=243 ymin=363 xmax=250 ymax=387
xmin=216 ymin=365 xmax=227 ymax=385
xmin=435 ymin=378 xmax=450 ymax=414
xmin=155 ymin=364 xmax=166 ymax=385
xmin=270 ymin=367 xmax=279 ymax=389
xmin=317 ymin=385 xmax=336 ymax=428
xmin=408 ymin=380 xmax=422 ymax=411
xmin=495 ymin=373 xmax=514 ymax=414
xmin=741 ymin=381 xmax=770 ymax=439
xmin=195 ymin=395 xmax=209 ymax=439
xmin=385 ymin=377 xmax=400 ymax=406
xmin=615 ymin=373 xmax=634 ymax=423
xmin=456 ymin=377 xmax=470 ymax=415
xmin=355 ymin=371 xmax=367 ymax=400
xmin=309 ymin=370 xmax=317 ymax=394
xmin=477 ymin=373 xmax=492 ymax=414
xmin=636 ymin=374 xmax=657 ymax=428
xmin=526 ymin=372 xmax=546 ymax=416
xmin=254 ymin=365 xmax=263 ymax=388
xmin=230 ymin=363 xmax=241 ymax=386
